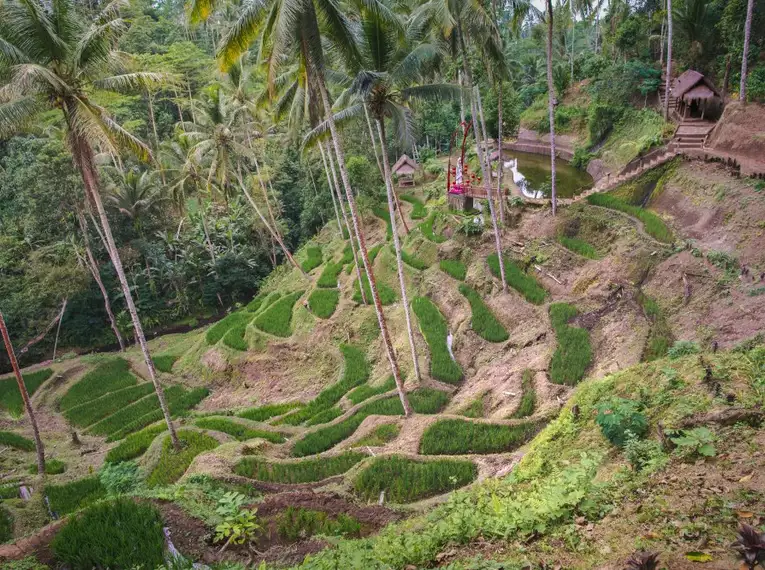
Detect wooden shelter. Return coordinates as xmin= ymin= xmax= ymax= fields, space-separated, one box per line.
xmin=670 ymin=70 xmax=723 ymax=120
xmin=392 ymin=154 xmax=418 ymax=187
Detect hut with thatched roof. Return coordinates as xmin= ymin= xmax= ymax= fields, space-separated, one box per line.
xmin=391 ymin=155 xmax=418 ymax=187
xmin=670 ymin=70 xmax=723 ymax=120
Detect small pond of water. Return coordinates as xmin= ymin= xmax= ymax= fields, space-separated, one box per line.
xmin=503 ymin=151 xmax=593 ymax=199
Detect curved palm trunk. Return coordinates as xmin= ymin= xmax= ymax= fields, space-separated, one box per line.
xmin=0 ymin=311 xmax=45 ymax=475
xmin=318 ymin=143 xmax=344 ymax=233
xmin=570 ymin=1 xmax=575 ymax=83
xmin=317 ymin=78 xmax=412 ymax=417
xmin=475 ymin=87 xmax=492 ymax=185
xmin=376 ymin=118 xmax=421 ymax=383
xmin=545 ymin=0 xmax=558 ymax=215
xmin=496 ymin=81 xmax=505 ymax=226
xmin=740 ymin=0 xmax=754 ymax=104
xmin=363 ymin=104 xmax=384 ymax=178
xmin=663 ymin=0 xmax=673 ymax=120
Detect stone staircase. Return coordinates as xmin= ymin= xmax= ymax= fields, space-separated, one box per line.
xmin=658 ymin=89 xmax=678 ymax=114
xmin=672 ymin=120 xmax=715 ymax=152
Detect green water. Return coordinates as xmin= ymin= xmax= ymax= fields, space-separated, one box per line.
xmin=504 ymin=151 xmax=593 ymax=199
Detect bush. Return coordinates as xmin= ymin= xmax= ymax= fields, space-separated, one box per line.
xmin=301 ymin=246 xmax=323 ymax=272
xmin=419 ymin=419 xmax=538 ymax=455
xmin=347 ymin=376 xmax=395 ymax=405
xmin=152 ymin=354 xmax=179 ymax=373
xmin=146 ymin=430 xmax=219 ymax=487
xmin=667 ymin=340 xmax=700 ymax=359
xmin=105 ymin=424 xmax=166 ymax=463
xmin=587 ymin=103 xmax=623 ymax=144
xmin=60 ymin=359 xmax=135 ymax=411
xmin=0 ymin=430 xmax=34 ymax=451
xmin=308 ymin=289 xmax=340 ymax=319
xmin=354 ymin=456 xmax=477 ymax=503
xmin=558 ymin=235 xmax=599 ymax=259
xmin=205 ymin=311 xmax=253 ymax=345
xmin=0 ymin=368 xmax=53 ymax=418
xmin=237 ymin=402 xmax=302 ymax=422
xmin=571 ymin=146 xmax=595 ymax=170
xmin=46 ymin=477 xmax=106 ymax=515
xmin=372 ymin=205 xmax=393 ymax=240
xmin=353 ymin=423 xmax=400 ymax=447
xmin=51 ymin=499 xmax=165 ymax=570
xmin=234 ymin=452 xmax=365 ymax=483
xmin=458 ymin=285 xmax=509 ymax=342
xmin=400 ymin=194 xmax=427 ymax=219
xmin=317 ymin=262 xmax=344 ymax=288
xmin=624 ymin=434 xmax=667 ymax=472
xmin=0 ymin=484 xmax=19 ymax=499
xmin=510 ymin=370 xmax=536 ymax=419
xmin=549 ymin=303 xmax=593 ymax=386
xmin=487 ymin=254 xmax=547 ymax=305
xmin=253 ymin=291 xmax=303 ymax=337
xmin=0 ymin=506 xmax=12 ymax=543
xmin=352 ymin=272 xmax=396 ymax=305
xmin=412 ymin=297 xmax=463 ymax=384
xmin=222 ymin=325 xmax=248 ymax=351
xmin=586 ymin=193 xmax=673 ymax=243
xmin=28 ymin=458 xmax=66 ymax=475
xmin=420 ymin=212 xmax=447 ymax=243
xmin=439 ymin=259 xmax=466 ymax=281
xmin=98 ymin=461 xmax=139 ymax=495
xmin=195 ymin=417 xmax=285 ymax=443
xmin=64 ymin=383 xmax=155 ymax=427
xmin=277 ymin=507 xmax=362 ymax=541
xmin=595 ymin=397 xmax=648 ymax=447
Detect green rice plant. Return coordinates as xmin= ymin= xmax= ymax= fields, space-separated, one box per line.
xmin=352 ymin=272 xmax=396 ymax=305
xmin=64 ymin=383 xmax=155 ymax=428
xmin=306 ymin=407 xmax=344 ymax=426
xmin=88 ymin=387 xmax=179 ymax=437
xmin=372 ymin=205 xmax=393 ymax=240
xmin=586 ymin=193 xmax=673 ymax=243
xmin=60 ymin=359 xmax=135 ymax=411
xmin=354 ymin=456 xmax=477 ymax=503
xmin=317 ymin=262 xmax=344 ymax=288
xmin=205 ymin=311 xmax=254 ymax=345
xmin=253 ymin=291 xmax=303 ymax=337
xmin=347 ymin=376 xmax=395 ymax=405
xmin=339 ymin=243 xmax=354 ymax=265
xmin=400 ymin=194 xmax=427 ymax=219
xmin=0 ymin=506 xmax=11 ymax=543
xmin=557 ymin=235 xmax=599 ymax=259
xmin=28 ymin=458 xmax=66 ymax=475
xmin=222 ymin=325 xmax=248 ymax=351
xmin=145 ymin=430 xmax=219 ymax=487
xmin=308 ymin=289 xmax=340 ymax=319
xmin=238 ymin=402 xmax=303 ymax=422
xmin=352 ymin=423 xmax=400 ymax=447
xmin=487 ymin=254 xmax=547 ymax=305
xmin=398 ymin=247 xmax=430 ymax=270
xmin=412 ymin=297 xmax=463 ymax=384
xmin=152 ymin=354 xmax=179 ymax=373
xmin=368 ymin=243 xmax=383 ymax=263
xmin=46 ymin=477 xmax=106 ymax=515
xmin=301 ymin=246 xmax=323 ymax=272
xmin=105 ymin=423 xmax=166 ymax=463
xmin=439 ymin=259 xmax=466 ymax=281
xmin=0 ymin=430 xmax=34 ymax=451
xmin=258 ymin=292 xmax=283 ymax=311
xmin=419 ymin=419 xmax=538 ymax=455
xmin=51 ymin=498 xmax=165 ymax=570
xmin=245 ymin=291 xmax=268 ymax=312
xmin=277 ymin=507 xmax=362 ymax=541
xmin=510 ymin=370 xmax=536 ymax=419
xmin=420 ymin=212 xmax=447 ymax=243
xmin=549 ymin=303 xmax=592 ymax=386
xmin=458 ymin=285 xmax=509 ymax=342
xmin=234 ymin=452 xmax=365 ymax=483
xmin=0 ymin=484 xmax=19 ymax=499
xmin=459 ymin=393 xmax=487 ymax=418
xmin=194 ymin=417 xmax=285 ymax=443
xmin=0 ymin=368 xmax=53 ymax=418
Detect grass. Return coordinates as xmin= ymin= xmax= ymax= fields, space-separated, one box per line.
xmin=88 ymin=386 xmax=183 ymax=437
xmin=0 ymin=506 xmax=11 ymax=543
xmin=372 ymin=205 xmax=393 ymax=240
xmin=0 ymin=430 xmax=35 ymax=451
xmin=439 ymin=259 xmax=466 ymax=281
xmin=420 ymin=212 xmax=447 ymax=243
xmin=586 ymin=193 xmax=673 ymax=243
xmin=277 ymin=507 xmax=361 ymax=541
xmin=354 ymin=456 xmax=477 ymax=503
xmin=400 ymin=194 xmax=427 ymax=219
xmin=458 ymin=285 xmax=509 ymax=342
xmin=195 ymin=417 xmax=286 ymax=443
xmin=412 ymin=297 xmax=463 ymax=384
xmin=46 ymin=477 xmax=106 ymax=515
xmin=399 ymin=247 xmax=430 ymax=270
xmin=352 ymin=272 xmax=396 ymax=305
xmin=317 ymin=262 xmax=345 ymax=288
xmin=238 ymin=402 xmax=303 ymax=422
xmin=234 ymin=452 xmax=365 ymax=483
xmin=308 ymin=289 xmax=340 ymax=319
xmin=347 ymin=376 xmax=395 ymax=405
xmin=64 ymin=383 xmax=155 ymax=427
xmin=352 ymin=423 xmax=400 ymax=447
xmin=222 ymin=325 xmax=248 ymax=351
xmin=301 ymin=246 xmax=323 ymax=272
xmin=152 ymin=354 xmax=179 ymax=373
xmin=509 ymin=370 xmax=536 ymax=419
xmin=145 ymin=430 xmax=219 ymax=487
xmin=419 ymin=419 xmax=538 ymax=455
xmin=549 ymin=303 xmax=592 ymax=386
xmin=206 ymin=311 xmax=253 ymax=345
xmin=558 ymin=235 xmax=599 ymax=259
xmin=253 ymin=291 xmax=303 ymax=337
xmin=367 ymin=243 xmax=383 ymax=263
xmin=339 ymin=243 xmax=354 ymax=265
xmin=60 ymin=359 xmax=135 ymax=411
xmin=105 ymin=423 xmax=166 ymax=463
xmin=306 ymin=407 xmax=344 ymax=426
xmin=639 ymin=293 xmax=674 ymax=362
xmin=487 ymin=254 xmax=547 ymax=305
xmin=246 ymin=291 xmax=269 ymax=312
xmin=28 ymin=458 xmax=66 ymax=475
xmin=0 ymin=368 xmax=53 ymax=418
xmin=0 ymin=484 xmax=18 ymax=499
xmin=459 ymin=393 xmax=487 ymax=418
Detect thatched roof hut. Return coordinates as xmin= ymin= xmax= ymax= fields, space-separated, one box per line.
xmin=671 ymin=70 xmax=723 ymax=119
xmin=392 ymin=154 xmax=418 ymax=186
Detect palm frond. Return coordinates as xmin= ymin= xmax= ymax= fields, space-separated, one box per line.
xmin=77 ymin=98 xmax=153 ymax=162
xmin=0 ymin=36 xmax=30 ymax=66
xmin=10 ymin=63 xmax=70 ymax=94
xmin=400 ymin=83 xmax=462 ymax=103
xmin=301 ymin=103 xmax=363 ymax=149
xmin=0 ymin=95 xmax=43 ymax=137
xmin=386 ymin=100 xmax=415 ymax=151
xmin=390 ymin=42 xmax=439 ymax=85
xmin=74 ymin=17 xmax=127 ymax=74
xmin=218 ymin=0 xmax=267 ymax=71
xmin=94 ymin=71 xmax=177 ymax=93
xmin=188 ymin=0 xmax=218 ymax=24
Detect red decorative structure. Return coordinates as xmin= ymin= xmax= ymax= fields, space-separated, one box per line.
xmin=446 ymin=121 xmax=473 ymax=197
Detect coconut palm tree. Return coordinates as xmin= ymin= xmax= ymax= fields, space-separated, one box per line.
xmin=663 ymin=0 xmax=673 ymax=120
xmin=545 ymin=0 xmax=558 ymax=215
xmin=0 ymin=311 xmax=45 ymax=474
xmin=0 ymin=0 xmax=182 ymax=448
xmin=740 ymin=0 xmax=754 ymax=104
xmin=106 ymin=168 xmax=167 ymax=235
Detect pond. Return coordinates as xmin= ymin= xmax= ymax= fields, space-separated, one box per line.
xmin=502 ymin=151 xmax=593 ymax=199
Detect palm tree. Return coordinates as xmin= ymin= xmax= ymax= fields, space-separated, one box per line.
xmin=740 ymin=0 xmax=754 ymax=104
xmin=0 ymin=311 xmax=45 ymax=474
xmin=545 ymin=0 xmax=558 ymax=215
xmin=106 ymin=169 xmax=167 ymax=235
xmin=664 ymin=0 xmax=673 ymax=120
xmin=0 ymin=0 xmax=181 ymax=449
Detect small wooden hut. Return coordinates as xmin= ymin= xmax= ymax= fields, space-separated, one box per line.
xmin=670 ymin=70 xmax=723 ymax=120
xmin=392 ymin=154 xmax=418 ymax=187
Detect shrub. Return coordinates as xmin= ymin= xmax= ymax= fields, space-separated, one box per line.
xmin=64 ymin=383 xmax=155 ymax=427
xmin=277 ymin=507 xmax=361 ymax=541
xmin=0 ymin=506 xmax=11 ymax=543
xmin=439 ymin=259 xmax=466 ymax=281
xmin=0 ymin=431 xmax=34 ymax=451
xmin=317 ymin=262 xmax=344 ymax=288
xmin=195 ymin=417 xmax=285 ymax=443
xmin=253 ymin=291 xmax=303 ymax=337
xmin=146 ymin=430 xmax=219 ymax=487
xmin=549 ymin=303 xmax=593 ymax=386
xmin=510 ymin=370 xmax=536 ymax=419
xmin=420 ymin=212 xmax=447 ymax=243
xmin=487 ymin=254 xmax=547 ymax=305
xmin=419 ymin=419 xmax=538 ymax=455
xmin=458 ymin=285 xmax=509 ymax=342
xmin=558 ymin=235 xmax=599 ymax=259
xmin=571 ymin=146 xmax=594 ymax=170
xmin=347 ymin=376 xmax=395 ymax=405
xmin=586 ymin=193 xmax=673 ymax=243
xmin=352 ymin=272 xmax=396 ymax=305
xmin=222 ymin=325 xmax=248 ymax=351
xmin=51 ymin=499 xmax=165 ymax=570
xmin=354 ymin=456 xmax=477 ymax=503
xmin=372 ymin=206 xmax=393 ymax=240
xmin=98 ymin=461 xmax=139 ymax=495
xmin=399 ymin=247 xmax=429 ymax=270
xmin=308 ymin=289 xmax=340 ymax=319
xmin=301 ymin=246 xmax=323 ymax=272
xmin=306 ymin=407 xmax=344 ymax=426
xmin=353 ymin=423 xmax=400 ymax=447
xmin=0 ymin=368 xmax=53 ymax=418
xmin=105 ymin=424 xmax=166 ymax=463
xmin=595 ymin=397 xmax=648 ymax=448
xmin=667 ymin=427 xmax=717 ymax=458
xmin=60 ymin=359 xmax=135 ymax=411
xmin=234 ymin=452 xmax=366 ymax=483
xmin=412 ymin=297 xmax=463 ymax=384
xmin=152 ymin=354 xmax=179 ymax=373
xmin=28 ymin=458 xmax=66 ymax=475
xmin=624 ymin=434 xmax=667 ymax=472
xmin=46 ymin=477 xmax=106 ymax=515
xmin=237 ymin=402 xmax=303 ymax=422
xmin=587 ymin=103 xmax=623 ymax=144
xmin=205 ymin=311 xmax=253 ymax=345
xmin=667 ymin=340 xmax=700 ymax=359
xmin=400 ymin=194 xmax=427 ymax=219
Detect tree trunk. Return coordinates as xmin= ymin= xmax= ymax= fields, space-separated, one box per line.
xmin=496 ymin=81 xmax=505 ymax=226
xmin=570 ymin=0 xmax=575 ymax=83
xmin=475 ymin=87 xmax=492 ymax=185
xmin=318 ymin=143 xmax=343 ymax=233
xmin=664 ymin=0 xmax=673 ymax=120
xmin=363 ymin=104 xmax=384 ymax=178
xmin=740 ymin=0 xmax=754 ymax=104
xmin=317 ymin=76 xmax=412 ymax=417
xmin=199 ymin=195 xmax=218 ymax=266
xmin=722 ymin=53 xmax=732 ymax=100
xmin=545 ymin=0 xmax=558 ymax=215
xmin=659 ymin=0 xmax=666 ymax=67
xmin=0 ymin=311 xmax=45 ymax=475
xmin=252 ymin=156 xmax=282 ymax=239
xmin=69 ymin=130 xmax=180 ymax=451
xmin=376 ymin=118 xmax=421 ymax=383
xmin=458 ymin=71 xmax=466 ymax=124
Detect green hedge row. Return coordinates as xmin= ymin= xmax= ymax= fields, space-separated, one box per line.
xmin=253 ymin=291 xmax=303 ymax=337
xmin=206 ymin=311 xmax=253 ymax=345
xmin=400 ymin=194 xmax=427 ymax=219
xmin=301 ymin=246 xmax=323 ymax=272
xmin=194 ymin=417 xmax=286 ymax=443
xmin=238 ymin=401 xmax=303 ymax=422
xmin=419 ymin=418 xmax=538 ymax=455
xmin=412 ymin=297 xmax=463 ymax=384
xmin=145 ymin=430 xmax=219 ymax=487
xmin=105 ymin=423 xmax=166 ymax=463
xmin=347 ymin=376 xmax=395 ymax=405
xmin=458 ymin=285 xmax=509 ymax=342
xmin=352 ymin=272 xmax=396 ymax=305
xmin=60 ymin=359 xmax=135 ymax=411
xmin=308 ymin=289 xmax=340 ymax=319
xmin=0 ymin=368 xmax=53 ymax=418
xmin=487 ymin=254 xmax=547 ymax=305
xmin=46 ymin=476 xmax=106 ymax=515
xmin=549 ymin=303 xmax=592 ymax=386
xmin=64 ymin=383 xmax=155 ymax=428
xmin=439 ymin=259 xmax=466 ymax=281
xmin=234 ymin=451 xmax=365 ymax=484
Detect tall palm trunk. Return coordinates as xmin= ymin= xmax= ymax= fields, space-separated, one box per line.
xmin=458 ymin=24 xmax=507 ymax=293
xmin=659 ymin=0 xmax=666 ymax=66
xmin=475 ymin=87 xmax=492 ymax=184
xmin=663 ymin=0 xmax=673 ymax=120
xmin=545 ymin=0 xmax=558 ymax=215
xmin=363 ymin=104 xmax=384 ymax=178
xmin=740 ymin=0 xmax=754 ymax=104
xmin=376 ymin=118 xmax=421 ymax=383
xmin=0 ymin=311 xmax=45 ymax=474
xmin=317 ymin=77 xmax=412 ymax=416
xmin=318 ymin=143 xmax=343 ymax=232
xmin=570 ymin=0 xmax=575 ymax=83
xmin=496 ymin=81 xmax=505 ymax=225
xmin=69 ymin=130 xmax=180 ymax=451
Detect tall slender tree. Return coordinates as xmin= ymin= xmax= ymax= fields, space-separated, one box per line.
xmin=740 ymin=0 xmax=754 ymax=104
xmin=545 ymin=0 xmax=558 ymax=215
xmin=664 ymin=0 xmax=673 ymax=120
